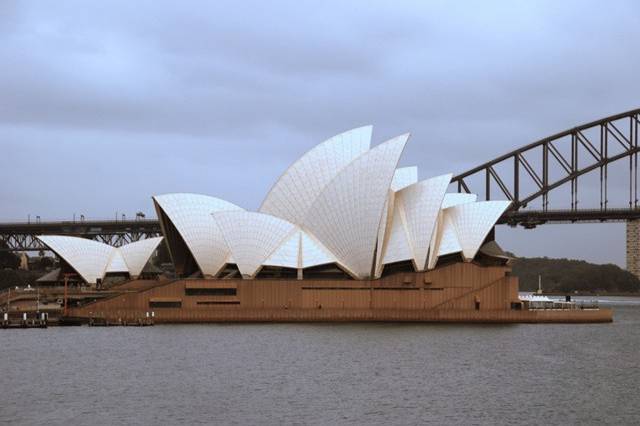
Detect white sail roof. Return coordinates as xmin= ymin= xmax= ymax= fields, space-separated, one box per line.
xmin=396 ymin=174 xmax=452 ymax=270
xmin=213 ymin=211 xmax=296 ymax=278
xmin=37 ymin=236 xmax=114 ymax=284
xmin=260 ymin=126 xmax=372 ymax=225
xmin=119 ymin=237 xmax=164 ymax=277
xmin=447 ymin=200 xmax=511 ymax=260
xmin=37 ymin=236 xmax=163 ymax=284
xmin=153 ymin=193 xmax=243 ymax=277
xmin=303 ymin=134 xmax=409 ymax=278
xmin=37 ymin=122 xmax=516 ymax=284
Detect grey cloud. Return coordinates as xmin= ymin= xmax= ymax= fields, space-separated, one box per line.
xmin=1 ymin=0 xmax=639 ymax=265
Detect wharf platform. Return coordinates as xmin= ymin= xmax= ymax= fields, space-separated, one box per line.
xmin=66 ymin=307 xmax=613 ymax=324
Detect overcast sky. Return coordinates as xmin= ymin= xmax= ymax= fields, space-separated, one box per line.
xmin=1 ymin=1 xmax=639 ymax=266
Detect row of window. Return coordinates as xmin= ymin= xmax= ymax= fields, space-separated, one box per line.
xmin=149 ymin=287 xmax=239 ymax=308
xmin=185 ymin=287 xmax=237 ymax=296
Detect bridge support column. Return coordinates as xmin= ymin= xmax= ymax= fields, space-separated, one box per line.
xmin=626 ymin=220 xmax=640 ymax=278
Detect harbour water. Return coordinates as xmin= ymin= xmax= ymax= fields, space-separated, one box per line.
xmin=1 ymin=297 xmax=639 ymax=425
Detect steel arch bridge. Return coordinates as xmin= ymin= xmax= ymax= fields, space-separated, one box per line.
xmin=451 ymin=108 xmax=640 ymax=228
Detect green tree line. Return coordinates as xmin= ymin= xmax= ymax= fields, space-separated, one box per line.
xmin=511 ymin=256 xmax=640 ymax=293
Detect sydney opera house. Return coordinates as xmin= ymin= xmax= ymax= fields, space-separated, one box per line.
xmin=36 ymin=127 xmax=612 ymax=323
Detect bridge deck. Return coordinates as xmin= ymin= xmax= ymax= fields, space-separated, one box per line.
xmin=3 ymin=208 xmax=640 ymax=251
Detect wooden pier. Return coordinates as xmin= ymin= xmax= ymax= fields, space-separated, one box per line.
xmin=1 ymin=317 xmax=48 ymax=329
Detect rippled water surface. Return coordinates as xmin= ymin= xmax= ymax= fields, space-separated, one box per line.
xmin=2 ymin=298 xmax=639 ymax=425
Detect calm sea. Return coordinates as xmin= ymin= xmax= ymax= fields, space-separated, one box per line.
xmin=1 ymin=297 xmax=639 ymax=425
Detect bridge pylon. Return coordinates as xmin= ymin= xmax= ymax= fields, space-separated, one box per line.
xmin=626 ymin=219 xmax=640 ymax=278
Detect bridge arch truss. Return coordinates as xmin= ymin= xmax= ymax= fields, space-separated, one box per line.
xmin=451 ymin=108 xmax=640 ymax=227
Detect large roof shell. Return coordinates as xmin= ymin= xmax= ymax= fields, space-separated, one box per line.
xmin=303 ymin=134 xmax=409 ymax=278
xmin=37 ymin=236 xmax=114 ymax=284
xmin=447 ymin=200 xmax=511 ymax=260
xmin=260 ymin=126 xmax=372 ymax=225
xmin=38 ymin=235 xmax=164 ymax=283
xmin=213 ymin=211 xmax=296 ymax=278
xmin=119 ymin=237 xmax=164 ymax=277
xmin=153 ymin=193 xmax=243 ymax=277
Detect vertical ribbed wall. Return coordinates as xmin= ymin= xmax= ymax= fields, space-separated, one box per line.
xmin=626 ymin=219 xmax=640 ymax=278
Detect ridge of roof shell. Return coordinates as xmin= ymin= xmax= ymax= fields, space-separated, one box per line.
xmin=446 ymin=200 xmax=511 ymax=261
